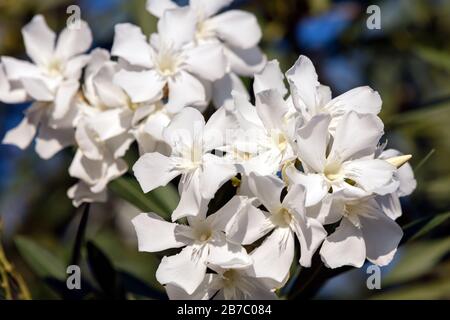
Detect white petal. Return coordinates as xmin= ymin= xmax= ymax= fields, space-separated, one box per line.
xmin=69 ymin=151 xmax=128 ymax=193
xmin=133 ymin=152 xmax=181 ymax=193
xmin=166 ymin=71 xmax=205 ymax=113
xmin=376 ymin=193 xmax=402 ymax=220
xmin=209 ymin=10 xmax=262 ymax=49
xmin=111 ymin=23 xmax=153 ymax=68
xmin=286 ymin=55 xmax=320 ymax=113
xmin=203 ymin=105 xmax=239 ymax=150
xmin=343 ymin=159 xmax=395 ymax=194
xmin=2 ymin=103 xmax=44 ymax=149
xmin=84 ymin=48 xmax=110 ymax=79
xmin=249 ymin=228 xmax=295 ymax=284
xmin=228 ymin=205 xmax=273 ymax=245
xmin=253 ymin=60 xmax=287 ymax=96
xmin=1 ymin=57 xmax=41 ymax=80
xmin=21 ymin=78 xmax=54 ymax=101
xmin=397 ymin=162 xmax=417 ymax=197
xmin=146 ymin=0 xmax=178 ymax=17
xmin=295 ymin=113 xmax=331 ymax=173
xmin=92 ymin=62 xmax=128 ymax=107
xmin=21 ymin=15 xmax=55 ymax=66
xmin=156 ymin=244 xmax=208 ymax=295
xmin=158 ymin=7 xmax=196 ymax=49
xmin=67 ymin=181 xmax=107 ymax=208
xmin=324 ymin=86 xmax=382 ymax=130
xmin=63 ymin=54 xmax=91 ymax=79
xmin=248 ymin=172 xmax=284 ymax=213
xmin=255 ymin=88 xmax=289 ymax=131
xmin=207 ymin=195 xmax=252 ymax=233
xmin=286 ymin=169 xmax=329 ymax=207
xmin=185 ymin=42 xmax=227 ymax=81
xmin=0 ymin=64 xmax=27 ymax=104
xmin=172 ymin=170 xmax=204 ymax=221
xmin=35 ymin=125 xmax=74 ymax=159
xmin=212 ymin=73 xmax=248 ymax=109
xmin=330 ymin=112 xmax=384 ymax=161
xmin=55 ymin=20 xmax=92 ymax=61
xmin=378 ymin=148 xmax=416 ymax=197
xmin=200 ymin=154 xmax=236 ymax=199
xmin=114 ymin=69 xmax=164 ymax=103
xmin=132 ymin=212 xmax=189 ymax=252
xmin=306 ymin=193 xmax=344 ymax=225
xmin=165 ymin=274 xmax=217 ymax=300
xmin=239 ymin=276 xmax=279 ymax=300
xmin=89 ymin=108 xmax=131 ymax=141
xmin=224 ymin=45 xmax=266 ymax=76
xmin=191 ymin=0 xmax=233 ymax=18
xmin=107 ymin=132 xmax=135 ymax=159
xmin=53 ymin=80 xmax=79 ymax=120
xmin=282 ymin=184 xmax=327 ymax=266
xmin=163 ymin=106 xmax=205 ymax=148
xmin=320 ymin=218 xmax=366 ymax=268
xmin=75 ymin=120 xmax=103 ymax=160
xmin=359 ymin=203 xmax=403 ymax=266
xmin=295 ymin=216 xmax=327 ymax=267
xmin=207 ymin=235 xmax=252 ymax=269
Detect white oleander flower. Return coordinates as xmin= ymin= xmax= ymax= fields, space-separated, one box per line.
xmin=226 ymin=173 xmax=326 ymax=284
xmin=133 ymin=107 xmax=238 ymax=220
xmin=165 ymin=264 xmax=278 ymax=300
xmin=146 ymin=0 xmax=265 ymax=76
xmin=319 ymin=196 xmax=403 ymax=268
xmin=67 ymin=49 xmax=175 ymax=207
xmin=132 ymin=196 xmax=253 ymax=295
xmin=1 ymin=14 xmax=92 ymax=159
xmin=285 ymin=55 xmax=382 ymax=133
xmin=111 ymin=6 xmax=227 ymax=113
xmin=224 ymin=81 xmax=298 ymax=177
xmin=286 ymin=112 xmax=398 ymax=207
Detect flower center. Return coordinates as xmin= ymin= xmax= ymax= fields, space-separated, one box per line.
xmin=195 ymin=20 xmax=215 ymax=41
xmin=271 ymin=207 xmax=292 ymax=228
xmin=324 ymin=161 xmax=343 ymax=181
xmin=45 ymin=58 xmax=63 ymax=77
xmin=155 ymin=48 xmax=182 ymax=77
xmin=271 ymin=131 xmax=288 ymax=152
xmin=343 ymin=203 xmax=362 ymax=228
xmin=195 ymin=227 xmax=212 ymax=243
xmin=222 ymin=270 xmax=238 ymax=288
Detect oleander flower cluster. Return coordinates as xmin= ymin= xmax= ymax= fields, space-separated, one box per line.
xmin=0 ymin=0 xmax=416 ymax=300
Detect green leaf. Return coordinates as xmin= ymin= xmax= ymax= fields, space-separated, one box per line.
xmin=409 ymin=211 xmax=450 ymax=241
xmin=415 ymin=45 xmax=450 ymax=72
xmin=109 ymin=177 xmax=179 ymax=218
xmin=86 ymin=241 xmax=125 ymax=299
xmin=15 ymin=236 xmax=66 ymax=281
xmin=386 ymin=100 xmax=450 ymax=127
xmin=371 ymin=278 xmax=450 ymax=300
xmin=383 ymin=237 xmax=450 ymax=286
xmin=149 ymin=185 xmax=180 ymax=215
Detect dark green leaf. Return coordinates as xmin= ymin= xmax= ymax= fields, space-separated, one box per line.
xmin=383 ymin=237 xmax=450 ymax=286
xmin=409 ymin=212 xmax=450 ymax=241
xmin=86 ymin=241 xmax=125 ymax=299
xmin=15 ymin=236 xmax=66 ymax=281
xmin=109 ymin=176 xmax=178 ymax=219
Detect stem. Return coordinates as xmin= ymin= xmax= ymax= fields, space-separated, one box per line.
xmin=414 ymin=149 xmax=435 ymax=173
xmin=0 ymin=220 xmax=31 ymax=299
xmin=70 ymin=203 xmax=90 ymax=266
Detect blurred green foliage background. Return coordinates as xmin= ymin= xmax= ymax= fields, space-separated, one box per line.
xmin=0 ymin=0 xmax=449 ymax=300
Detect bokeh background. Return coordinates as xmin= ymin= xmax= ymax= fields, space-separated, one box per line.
xmin=0 ymin=0 xmax=449 ymax=300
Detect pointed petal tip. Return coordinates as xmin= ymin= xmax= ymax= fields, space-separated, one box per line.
xmin=385 ymin=154 xmax=412 ymax=168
